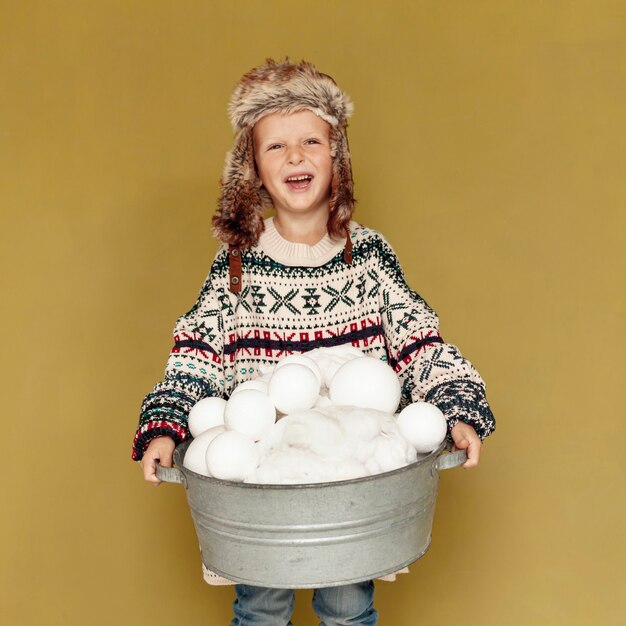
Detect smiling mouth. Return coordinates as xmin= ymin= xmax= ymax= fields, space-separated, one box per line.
xmin=285 ymin=174 xmax=313 ymax=191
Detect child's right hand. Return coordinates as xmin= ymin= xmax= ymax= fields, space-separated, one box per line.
xmin=140 ymin=436 xmax=175 ymax=485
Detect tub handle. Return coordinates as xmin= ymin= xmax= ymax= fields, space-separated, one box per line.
xmin=434 ymin=449 xmax=467 ymax=472
xmin=155 ymin=463 xmax=187 ymax=487
xmin=154 ymin=453 xmax=465 ymax=483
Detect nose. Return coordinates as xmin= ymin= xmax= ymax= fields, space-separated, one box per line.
xmin=287 ymin=145 xmax=304 ymax=165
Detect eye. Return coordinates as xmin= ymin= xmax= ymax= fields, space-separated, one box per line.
xmin=305 ymin=138 xmax=321 ymax=145
xmin=266 ymin=143 xmax=283 ymax=151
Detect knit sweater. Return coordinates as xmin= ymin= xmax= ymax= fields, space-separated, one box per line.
xmin=132 ymin=218 xmax=495 ymax=461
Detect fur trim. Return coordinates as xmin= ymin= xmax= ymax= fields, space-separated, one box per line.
xmin=227 ymin=60 xmax=354 ymax=131
xmin=212 ymin=59 xmax=355 ymax=248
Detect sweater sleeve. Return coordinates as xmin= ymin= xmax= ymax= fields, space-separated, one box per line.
xmin=373 ymin=234 xmax=495 ymax=440
xmin=132 ymin=250 xmax=230 ymax=461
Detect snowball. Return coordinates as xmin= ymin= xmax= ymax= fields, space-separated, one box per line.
xmin=268 ymin=364 xmax=320 ymax=414
xmin=397 ymin=402 xmax=447 ymax=453
xmin=188 ymin=397 xmax=227 ymax=437
xmin=182 ymin=425 xmax=226 ymax=476
xmin=329 ymin=357 xmax=401 ymax=414
xmin=206 ymin=431 xmax=259 ymax=481
xmin=224 ymin=389 xmax=276 ymax=440
xmin=274 ymin=353 xmax=323 ymax=385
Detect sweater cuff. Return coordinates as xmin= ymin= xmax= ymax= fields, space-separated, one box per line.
xmin=424 ymin=379 xmax=496 ymax=440
xmin=131 ymin=419 xmax=189 ymax=461
xmin=132 ymin=372 xmax=224 ymax=461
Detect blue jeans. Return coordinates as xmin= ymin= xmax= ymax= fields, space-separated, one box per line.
xmin=229 ymin=580 xmax=378 ymax=626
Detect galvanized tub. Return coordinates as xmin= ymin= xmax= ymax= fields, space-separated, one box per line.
xmin=157 ymin=440 xmax=466 ymax=589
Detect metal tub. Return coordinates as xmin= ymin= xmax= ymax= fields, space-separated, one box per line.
xmin=157 ymin=440 xmax=465 ymax=588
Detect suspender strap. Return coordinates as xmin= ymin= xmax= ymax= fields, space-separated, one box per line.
xmin=343 ymin=232 xmax=353 ymax=265
xmin=228 ymin=245 xmax=242 ymax=293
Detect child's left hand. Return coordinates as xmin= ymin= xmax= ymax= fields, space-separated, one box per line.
xmin=450 ymin=421 xmax=483 ymax=469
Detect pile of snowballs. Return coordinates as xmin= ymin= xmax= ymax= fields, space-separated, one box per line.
xmin=183 ymin=346 xmax=448 ymax=484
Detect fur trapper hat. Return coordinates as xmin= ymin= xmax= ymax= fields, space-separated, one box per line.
xmin=212 ymin=59 xmax=355 ymax=248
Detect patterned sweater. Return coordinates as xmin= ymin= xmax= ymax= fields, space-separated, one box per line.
xmin=132 ymin=219 xmax=495 ymax=461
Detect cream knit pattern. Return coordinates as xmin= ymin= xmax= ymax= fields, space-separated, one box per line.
xmin=132 ymin=219 xmax=495 ymax=461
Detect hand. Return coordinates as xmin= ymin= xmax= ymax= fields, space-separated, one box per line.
xmin=140 ymin=436 xmax=175 ymax=485
xmin=450 ymin=421 xmax=482 ymax=469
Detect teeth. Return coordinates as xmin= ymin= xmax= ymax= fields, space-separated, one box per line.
xmin=287 ymin=175 xmax=312 ymax=182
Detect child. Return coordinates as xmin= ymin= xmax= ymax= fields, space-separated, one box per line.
xmin=133 ymin=59 xmax=495 ymax=626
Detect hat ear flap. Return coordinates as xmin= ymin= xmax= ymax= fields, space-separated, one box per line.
xmin=212 ymin=129 xmax=269 ymax=247
xmin=328 ymin=125 xmax=355 ymax=238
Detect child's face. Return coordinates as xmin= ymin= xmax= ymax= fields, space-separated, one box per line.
xmin=253 ymin=110 xmax=333 ymax=223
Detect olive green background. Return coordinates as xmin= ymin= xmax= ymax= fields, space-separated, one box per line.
xmin=1 ymin=2 xmax=624 ymax=625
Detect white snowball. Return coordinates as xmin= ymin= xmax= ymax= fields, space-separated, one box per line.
xmin=182 ymin=425 xmax=226 ymax=475
xmin=268 ymin=364 xmax=321 ymax=414
xmin=397 ymin=402 xmax=447 ymax=453
xmin=231 ymin=379 xmax=269 ymax=395
xmin=206 ymin=431 xmax=260 ymax=481
xmin=275 ymin=353 xmax=323 ymax=385
xmin=188 ymin=397 xmax=227 ymax=437
xmin=224 ymin=389 xmax=276 ymax=440
xmin=329 ymin=357 xmax=401 ymax=414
